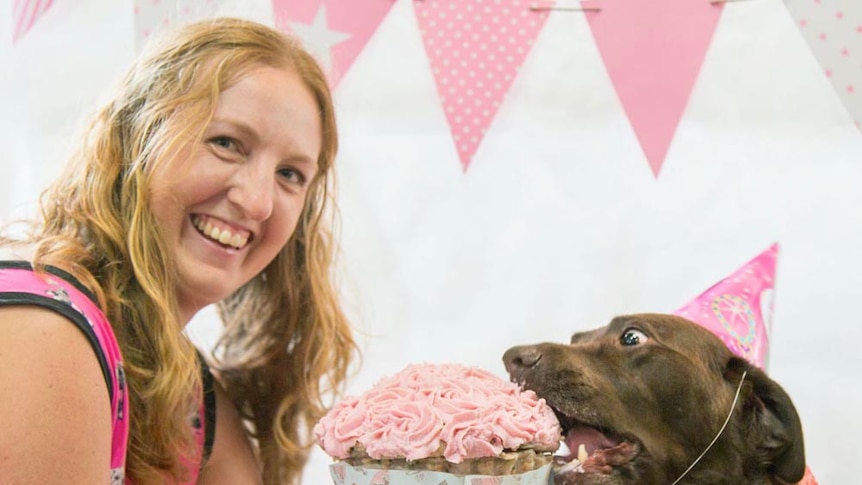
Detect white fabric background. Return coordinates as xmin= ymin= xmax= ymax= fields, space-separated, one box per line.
xmin=1 ymin=1 xmax=858 ymax=484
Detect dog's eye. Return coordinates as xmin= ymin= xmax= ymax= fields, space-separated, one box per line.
xmin=620 ymin=328 xmax=648 ymax=346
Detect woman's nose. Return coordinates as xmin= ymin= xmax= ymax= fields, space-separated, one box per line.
xmin=227 ymin=166 xmax=274 ymax=221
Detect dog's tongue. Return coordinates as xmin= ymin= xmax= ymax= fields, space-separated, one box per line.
xmin=565 ymin=426 xmax=622 ymax=457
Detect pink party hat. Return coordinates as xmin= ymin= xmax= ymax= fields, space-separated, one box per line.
xmin=673 ymin=243 xmax=779 ymax=370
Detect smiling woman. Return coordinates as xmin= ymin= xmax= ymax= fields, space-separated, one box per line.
xmin=150 ymin=66 xmax=323 ymax=323
xmin=0 ymin=17 xmax=356 ymax=485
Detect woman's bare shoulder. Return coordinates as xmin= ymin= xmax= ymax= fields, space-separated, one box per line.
xmin=0 ymin=305 xmax=112 ymax=483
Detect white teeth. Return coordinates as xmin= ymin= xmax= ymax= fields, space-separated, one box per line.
xmin=558 ymin=459 xmax=584 ymax=475
xmin=193 ymin=216 xmax=249 ymax=249
xmin=577 ymin=444 xmax=588 ymax=463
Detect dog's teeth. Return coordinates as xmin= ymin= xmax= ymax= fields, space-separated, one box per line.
xmin=558 ymin=459 xmax=584 ymax=475
xmin=577 ymin=444 xmax=588 ymax=463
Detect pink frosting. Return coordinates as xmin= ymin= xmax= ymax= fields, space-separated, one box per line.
xmin=313 ymin=363 xmax=561 ymax=463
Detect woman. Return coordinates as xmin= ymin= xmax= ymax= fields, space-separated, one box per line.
xmin=0 ymin=17 xmax=356 ymax=485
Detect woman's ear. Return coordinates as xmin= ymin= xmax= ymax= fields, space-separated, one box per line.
xmin=728 ymin=358 xmax=806 ymax=483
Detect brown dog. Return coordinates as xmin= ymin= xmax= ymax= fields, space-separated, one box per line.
xmin=503 ymin=313 xmax=805 ymax=485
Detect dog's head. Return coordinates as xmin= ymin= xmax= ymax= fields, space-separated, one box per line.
xmin=503 ymin=313 xmax=805 ymax=485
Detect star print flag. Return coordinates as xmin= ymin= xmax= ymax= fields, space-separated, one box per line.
xmin=784 ymin=0 xmax=862 ymax=131
xmin=12 ymin=0 xmax=54 ymax=43
xmin=272 ymin=0 xmax=396 ymax=88
xmin=673 ymin=243 xmax=778 ymax=370
xmin=133 ymin=0 xmax=225 ymax=50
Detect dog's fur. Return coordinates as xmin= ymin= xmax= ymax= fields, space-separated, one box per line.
xmin=503 ymin=313 xmax=805 ymax=485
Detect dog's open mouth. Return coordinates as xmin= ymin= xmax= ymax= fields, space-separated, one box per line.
xmin=552 ymin=412 xmax=641 ymax=480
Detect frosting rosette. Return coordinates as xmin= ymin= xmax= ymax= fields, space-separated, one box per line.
xmin=313 ymin=363 xmax=561 ymax=465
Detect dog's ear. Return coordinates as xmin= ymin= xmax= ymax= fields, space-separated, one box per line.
xmin=727 ymin=358 xmax=806 ymax=483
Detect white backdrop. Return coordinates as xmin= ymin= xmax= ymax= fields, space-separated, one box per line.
xmin=1 ymin=1 xmax=859 ymax=484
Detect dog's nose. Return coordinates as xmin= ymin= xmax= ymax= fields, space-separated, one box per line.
xmin=503 ymin=345 xmax=543 ymax=373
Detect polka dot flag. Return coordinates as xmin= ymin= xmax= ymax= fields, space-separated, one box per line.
xmin=414 ymin=0 xmax=549 ymax=171
xmin=784 ymin=0 xmax=862 ymax=131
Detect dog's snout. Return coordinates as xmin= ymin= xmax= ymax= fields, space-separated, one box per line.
xmin=503 ymin=345 xmax=543 ymax=373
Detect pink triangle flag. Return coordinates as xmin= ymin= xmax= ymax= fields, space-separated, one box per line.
xmin=12 ymin=0 xmax=54 ymax=43
xmin=414 ymin=0 xmax=549 ymax=171
xmin=585 ymin=0 xmax=724 ymax=177
xmin=272 ymin=0 xmax=396 ymax=88
xmin=674 ymin=243 xmax=779 ymax=370
xmin=783 ymin=0 xmax=862 ymax=132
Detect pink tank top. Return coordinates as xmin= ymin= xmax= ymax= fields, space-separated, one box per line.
xmin=0 ymin=262 xmax=213 ymax=484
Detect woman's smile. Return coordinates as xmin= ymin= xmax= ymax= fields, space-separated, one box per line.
xmin=192 ymin=214 xmax=251 ymax=250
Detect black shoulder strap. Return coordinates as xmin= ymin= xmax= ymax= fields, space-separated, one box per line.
xmin=197 ymin=351 xmax=217 ymax=467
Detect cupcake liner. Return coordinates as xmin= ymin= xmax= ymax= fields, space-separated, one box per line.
xmin=327 ymin=462 xmax=553 ymax=485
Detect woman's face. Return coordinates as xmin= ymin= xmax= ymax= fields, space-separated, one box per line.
xmin=149 ymin=65 xmax=322 ymax=323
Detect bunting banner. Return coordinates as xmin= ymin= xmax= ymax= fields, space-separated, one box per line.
xmin=133 ymin=0 xmax=224 ymax=50
xmin=272 ymin=0 xmax=396 ymax=88
xmin=414 ymin=0 xmax=549 ymax=171
xmin=585 ymin=0 xmax=724 ymax=177
xmin=12 ymin=0 xmax=54 ymax=43
xmin=784 ymin=0 xmax=862 ymax=131
xmin=673 ymin=243 xmax=778 ymax=370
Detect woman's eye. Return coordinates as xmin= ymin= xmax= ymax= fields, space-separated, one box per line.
xmin=620 ymin=328 xmax=648 ymax=346
xmin=210 ymin=136 xmax=236 ymax=150
xmin=278 ymin=167 xmax=306 ymax=186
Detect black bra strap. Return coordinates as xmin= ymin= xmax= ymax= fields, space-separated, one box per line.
xmin=197 ymin=351 xmax=217 ymax=467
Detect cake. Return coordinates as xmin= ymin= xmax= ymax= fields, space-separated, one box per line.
xmin=313 ymin=363 xmax=561 ymax=478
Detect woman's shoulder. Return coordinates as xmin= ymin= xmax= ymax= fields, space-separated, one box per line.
xmin=0 ymin=263 xmax=115 ymax=395
xmin=0 ymin=258 xmax=127 ymax=483
xmin=0 ymin=270 xmax=109 ymax=401
xmin=0 ymin=258 xmax=120 ymax=391
xmin=0 ymin=304 xmax=114 ymax=483
xmin=0 ymin=304 xmax=106 ymax=370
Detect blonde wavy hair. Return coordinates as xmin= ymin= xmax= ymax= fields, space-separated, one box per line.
xmin=4 ymin=17 xmax=356 ymax=485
